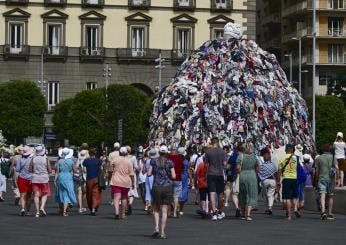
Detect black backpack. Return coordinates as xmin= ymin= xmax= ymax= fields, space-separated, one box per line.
xmin=1 ymin=158 xmax=10 ymax=178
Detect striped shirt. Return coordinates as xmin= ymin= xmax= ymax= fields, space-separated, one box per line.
xmin=259 ymin=161 xmax=277 ymax=181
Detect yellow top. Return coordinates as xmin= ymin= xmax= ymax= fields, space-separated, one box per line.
xmin=279 ymin=154 xmax=297 ymax=179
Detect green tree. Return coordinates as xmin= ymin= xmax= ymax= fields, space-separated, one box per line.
xmin=327 ymin=76 xmax=346 ymax=105
xmin=53 ymin=84 xmax=152 ymax=147
xmin=0 ymin=80 xmax=46 ymax=144
xmin=67 ymin=89 xmax=106 ymax=147
xmin=52 ymin=98 xmax=74 ymax=143
xmin=307 ymin=95 xmax=346 ymax=150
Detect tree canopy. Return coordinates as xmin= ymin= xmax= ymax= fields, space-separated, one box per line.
xmin=307 ymin=95 xmax=346 ymax=150
xmin=0 ymin=80 xmax=46 ymax=144
xmin=53 ymin=84 xmax=153 ymax=148
xmin=327 ymin=76 xmax=346 ymax=106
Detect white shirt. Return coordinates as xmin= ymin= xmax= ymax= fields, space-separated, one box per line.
xmin=334 ymin=141 xmax=346 ymax=159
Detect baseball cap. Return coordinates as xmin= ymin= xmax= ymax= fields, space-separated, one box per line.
xmin=159 ymin=145 xmax=168 ymax=154
xmin=119 ymin=146 xmax=127 ymax=154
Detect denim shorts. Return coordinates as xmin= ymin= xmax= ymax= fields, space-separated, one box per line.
xmin=318 ymin=180 xmax=335 ymax=196
xmin=173 ymin=181 xmax=182 ymax=198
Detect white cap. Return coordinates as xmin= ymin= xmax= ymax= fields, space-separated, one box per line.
xmin=224 ymin=22 xmax=243 ymax=40
xmin=303 ymin=154 xmax=311 ymax=161
xmin=295 ymin=144 xmax=303 ymax=151
xmin=119 ymin=146 xmax=127 ymax=154
xmin=337 ymin=132 xmax=343 ymax=138
xmin=114 ymin=142 xmax=120 ymax=148
xmin=159 ymin=145 xmax=168 ymax=154
xmin=177 ymin=147 xmax=186 ymax=156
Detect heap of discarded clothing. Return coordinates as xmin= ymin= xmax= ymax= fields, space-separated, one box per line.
xmin=148 ymin=23 xmax=315 ymax=153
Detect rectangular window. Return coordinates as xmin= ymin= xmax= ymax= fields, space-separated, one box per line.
xmin=9 ymin=23 xmax=23 ymax=54
xmin=215 ymin=0 xmax=227 ymax=9
xmin=177 ymin=28 xmax=190 ymax=56
xmin=86 ymin=82 xmax=98 ymax=90
xmin=328 ymin=17 xmax=344 ymax=36
xmin=132 ymin=0 xmax=144 ymax=5
xmin=47 ymin=24 xmax=61 ymax=55
xmin=131 ymin=27 xmax=145 ymax=56
xmin=48 ymin=81 xmax=59 ymax=110
xmin=86 ymin=25 xmax=99 ymax=55
xmin=214 ymin=29 xmax=224 ymax=39
xmin=328 ymin=0 xmax=344 ymax=9
xmin=87 ymin=0 xmax=98 ymax=4
xmin=328 ymin=44 xmax=343 ymax=64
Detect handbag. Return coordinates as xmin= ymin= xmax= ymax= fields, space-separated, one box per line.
xmin=329 ymin=154 xmax=337 ymax=178
xmin=98 ymin=168 xmax=106 ymax=190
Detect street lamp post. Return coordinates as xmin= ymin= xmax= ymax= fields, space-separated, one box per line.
xmin=103 ymin=64 xmax=111 ymax=108
xmin=284 ymin=53 xmax=293 ymax=84
xmin=155 ymin=51 xmax=165 ymax=92
xmin=312 ymin=0 xmax=316 ymax=140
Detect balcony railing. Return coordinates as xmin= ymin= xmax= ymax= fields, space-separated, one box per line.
xmin=282 ymin=0 xmax=312 ymax=17
xmin=44 ymin=0 xmax=67 ymax=7
xmin=171 ymin=49 xmax=191 ymax=63
xmin=43 ymin=46 xmax=68 ymax=61
xmin=80 ymin=47 xmax=105 ymax=61
xmin=82 ymin=0 xmax=104 ymax=8
xmin=327 ymin=28 xmax=346 ymax=37
xmin=116 ymin=48 xmax=160 ymax=62
xmin=3 ymin=44 xmax=30 ymax=60
xmin=5 ymin=0 xmax=29 ymax=5
xmin=128 ymin=0 xmax=151 ymax=10
xmin=173 ymin=0 xmax=196 ymax=11
xmin=211 ymin=0 xmax=233 ymax=12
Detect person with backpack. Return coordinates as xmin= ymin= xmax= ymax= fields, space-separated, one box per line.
xmin=148 ymin=145 xmax=176 ymax=239
xmin=315 ymin=144 xmax=338 ymax=220
xmin=278 ymin=144 xmax=301 ymax=220
xmin=0 ymin=153 xmax=9 ymax=201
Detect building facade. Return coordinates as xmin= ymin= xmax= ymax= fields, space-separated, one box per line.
xmin=0 ymin=0 xmax=256 ymax=106
xmin=257 ymin=0 xmax=346 ymax=97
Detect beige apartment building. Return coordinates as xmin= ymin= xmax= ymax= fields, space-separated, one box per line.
xmin=0 ymin=0 xmax=255 ymax=111
xmin=257 ymin=0 xmax=346 ymax=97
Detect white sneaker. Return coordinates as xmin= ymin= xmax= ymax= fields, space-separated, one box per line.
xmin=224 ymin=203 xmax=229 ymax=207
xmin=211 ymin=213 xmax=218 ymax=221
xmin=217 ymin=212 xmax=226 ymax=220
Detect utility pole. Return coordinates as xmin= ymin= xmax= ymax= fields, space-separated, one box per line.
xmin=155 ymin=51 xmax=165 ymax=92
xmin=103 ymin=64 xmax=111 ymax=109
xmin=312 ymin=0 xmax=316 ymax=141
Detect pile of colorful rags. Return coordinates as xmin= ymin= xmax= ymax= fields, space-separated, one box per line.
xmin=148 ymin=23 xmax=315 ymax=153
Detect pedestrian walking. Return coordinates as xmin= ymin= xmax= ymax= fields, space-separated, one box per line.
xmin=167 ymin=147 xmax=184 ymax=218
xmin=126 ymin=145 xmax=139 ymax=215
xmin=83 ymin=147 xmax=102 ymax=216
xmin=10 ymin=145 xmax=22 ymax=206
xmin=143 ymin=148 xmax=157 ymax=213
xmin=195 ymin=157 xmax=208 ymax=216
xmin=108 ymin=142 xmax=120 ymax=205
xmin=333 ymin=132 xmax=345 ymax=187
xmin=148 ymin=145 xmax=176 ymax=239
xmin=16 ymin=145 xmax=33 ymax=216
xmin=110 ymin=146 xmax=134 ymax=220
xmin=55 ymin=147 xmax=77 ymax=216
xmin=258 ymin=147 xmax=278 ymax=215
xmin=278 ymin=144 xmax=300 ymax=220
xmin=75 ymin=143 xmax=89 ymax=214
xmin=237 ymin=142 xmax=259 ymax=221
xmin=137 ymin=149 xmax=147 ymax=207
xmin=0 ymin=154 xmax=8 ymax=201
xmin=178 ymin=147 xmax=190 ymax=216
xmin=30 ymin=145 xmax=52 ymax=218
xmin=205 ymin=137 xmax=227 ymax=221
xmin=315 ymin=144 xmax=337 ymax=220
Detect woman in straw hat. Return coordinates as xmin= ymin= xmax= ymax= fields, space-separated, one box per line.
xmin=54 ymin=147 xmax=77 ymax=216
xmin=30 ymin=145 xmax=52 ymax=218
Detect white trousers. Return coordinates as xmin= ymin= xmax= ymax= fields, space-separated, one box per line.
xmin=262 ymin=179 xmax=276 ymax=209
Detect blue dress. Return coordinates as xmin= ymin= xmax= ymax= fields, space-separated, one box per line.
xmin=55 ymin=158 xmax=77 ymax=205
xmin=179 ymin=159 xmax=190 ymax=203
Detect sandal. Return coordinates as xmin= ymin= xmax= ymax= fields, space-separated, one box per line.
xmin=151 ymin=231 xmax=160 ymax=239
xmin=35 ymin=213 xmax=40 ymax=218
xmin=40 ymin=209 xmax=47 ymax=217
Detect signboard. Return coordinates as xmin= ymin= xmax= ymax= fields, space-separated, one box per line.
xmin=44 ymin=133 xmax=56 ymax=140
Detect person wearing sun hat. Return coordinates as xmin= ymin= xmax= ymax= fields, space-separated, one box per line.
xmin=75 ymin=143 xmax=89 ymax=214
xmin=16 ymin=145 xmax=33 ymax=216
xmin=54 ymin=147 xmax=77 ymax=216
xmin=334 ymin=132 xmax=346 ymax=187
xmin=30 ymin=145 xmax=52 ymax=218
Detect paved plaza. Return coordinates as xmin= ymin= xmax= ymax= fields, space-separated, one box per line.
xmin=0 ymin=181 xmax=345 ymax=245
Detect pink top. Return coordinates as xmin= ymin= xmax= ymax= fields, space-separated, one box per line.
xmin=110 ymin=156 xmax=134 ymax=188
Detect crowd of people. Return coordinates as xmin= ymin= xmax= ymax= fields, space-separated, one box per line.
xmin=0 ymin=132 xmax=345 ymax=239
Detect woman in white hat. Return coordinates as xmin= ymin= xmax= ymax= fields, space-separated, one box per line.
xmin=30 ymin=145 xmax=52 ymax=218
xmin=75 ymin=143 xmax=89 ymax=214
xmin=16 ymin=145 xmax=33 ymax=216
xmin=334 ymin=132 xmax=346 ymax=187
xmin=54 ymin=147 xmax=77 ymax=216
xmin=109 ymin=146 xmax=135 ymax=219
